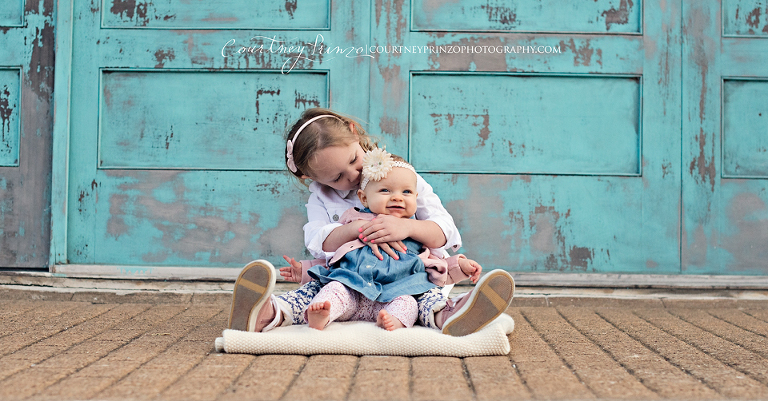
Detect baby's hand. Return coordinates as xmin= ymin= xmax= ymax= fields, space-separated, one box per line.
xmin=459 ymin=258 xmax=482 ymax=283
xmin=280 ymin=255 xmax=302 ymax=283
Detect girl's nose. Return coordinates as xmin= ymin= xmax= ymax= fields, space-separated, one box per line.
xmin=348 ymin=169 xmax=359 ymax=183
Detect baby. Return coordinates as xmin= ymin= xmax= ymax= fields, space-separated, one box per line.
xmin=284 ymin=149 xmax=482 ymax=331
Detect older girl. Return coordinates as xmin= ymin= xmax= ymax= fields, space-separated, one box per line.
xmin=228 ymin=108 xmax=514 ymax=337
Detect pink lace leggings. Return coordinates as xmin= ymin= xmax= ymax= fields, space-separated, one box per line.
xmin=307 ymin=281 xmax=418 ymax=327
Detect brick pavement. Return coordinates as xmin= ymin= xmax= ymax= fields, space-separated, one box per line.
xmin=1 ymin=286 xmax=768 ymax=400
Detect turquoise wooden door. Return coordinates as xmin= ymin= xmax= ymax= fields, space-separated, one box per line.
xmin=0 ymin=0 xmax=54 ymax=268
xmin=682 ymin=1 xmax=768 ymax=274
xmin=53 ymin=0 xmax=369 ymax=271
xmin=371 ymin=0 xmax=684 ymax=274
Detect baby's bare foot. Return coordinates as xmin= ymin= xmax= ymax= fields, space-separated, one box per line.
xmin=307 ymin=300 xmax=332 ymax=330
xmin=376 ymin=309 xmax=406 ymax=331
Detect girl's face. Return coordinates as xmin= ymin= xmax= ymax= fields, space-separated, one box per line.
xmin=358 ymin=167 xmax=418 ymax=219
xmin=307 ymin=141 xmax=365 ymax=191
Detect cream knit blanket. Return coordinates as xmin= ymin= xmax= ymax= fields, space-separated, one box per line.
xmin=215 ymin=314 xmax=514 ymax=356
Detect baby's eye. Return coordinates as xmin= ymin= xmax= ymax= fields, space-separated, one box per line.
xmin=379 ymin=188 xmax=389 ymax=193
xmin=403 ymin=190 xmax=413 ymax=194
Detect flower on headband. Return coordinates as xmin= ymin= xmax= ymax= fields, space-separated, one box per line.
xmin=362 ymin=148 xmax=394 ymax=182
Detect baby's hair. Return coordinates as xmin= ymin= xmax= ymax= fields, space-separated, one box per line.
xmin=285 ymin=108 xmax=377 ymax=185
xmin=390 ymin=154 xmax=406 ymax=163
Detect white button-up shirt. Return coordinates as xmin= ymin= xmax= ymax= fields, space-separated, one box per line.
xmin=303 ymin=173 xmax=462 ymax=260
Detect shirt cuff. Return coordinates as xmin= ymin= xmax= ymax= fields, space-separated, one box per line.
xmin=306 ymin=222 xmax=343 ymax=260
xmin=430 ymin=218 xmax=461 ymax=253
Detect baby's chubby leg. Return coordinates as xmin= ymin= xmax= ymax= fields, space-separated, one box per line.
xmin=305 ymin=281 xmax=356 ymax=330
xmin=376 ymin=295 xmax=418 ymax=331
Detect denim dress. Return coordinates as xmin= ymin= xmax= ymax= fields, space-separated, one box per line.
xmin=307 ymin=233 xmax=436 ymax=303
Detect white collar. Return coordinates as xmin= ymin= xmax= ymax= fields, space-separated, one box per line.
xmin=309 ymin=181 xmax=356 ymax=199
xmin=335 ymin=188 xmax=354 ymax=198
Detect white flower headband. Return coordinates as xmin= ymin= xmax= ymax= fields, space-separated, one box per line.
xmin=360 ymin=148 xmax=416 ymax=190
xmin=286 ymin=114 xmax=336 ymax=173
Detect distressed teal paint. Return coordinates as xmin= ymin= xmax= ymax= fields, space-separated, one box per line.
xmin=412 ymin=0 xmax=642 ymax=33
xmin=0 ymin=69 xmax=20 ymax=166
xmin=410 ymin=73 xmax=640 ymax=175
xmin=99 ymin=70 xmax=328 ymax=170
xmin=426 ymin=173 xmax=659 ymax=273
xmin=48 ymin=0 xmax=768 ymax=277
xmin=723 ymin=0 xmax=768 ymax=36
xmin=683 ymin=2 xmax=768 ymax=274
xmin=372 ymin=0 xmax=682 ymax=274
xmin=0 ymin=0 xmax=24 ymax=26
xmin=722 ymin=79 xmax=768 ymax=178
xmin=67 ymin=170 xmax=312 ymax=266
xmin=102 ymin=0 xmax=330 ymax=29
xmin=51 ymin=0 xmax=75 ymax=266
xmin=57 ymin=0 xmax=371 ymax=269
xmin=1 ymin=0 xmax=55 ymax=268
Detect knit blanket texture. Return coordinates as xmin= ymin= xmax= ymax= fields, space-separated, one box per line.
xmin=215 ymin=314 xmax=514 ymax=357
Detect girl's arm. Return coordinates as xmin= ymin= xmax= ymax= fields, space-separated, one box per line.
xmin=304 ymin=185 xmax=404 ymax=260
xmin=359 ymin=173 xmax=461 ymax=251
xmin=304 ymin=183 xmax=348 ymax=260
xmin=324 ymin=209 xmax=405 ymax=260
xmin=361 ymin=215 xmax=446 ymax=249
xmin=321 ymin=219 xmax=367 ymax=252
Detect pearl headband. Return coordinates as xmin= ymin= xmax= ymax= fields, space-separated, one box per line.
xmin=360 ymin=148 xmax=416 ymax=190
xmin=286 ymin=114 xmax=336 ymax=173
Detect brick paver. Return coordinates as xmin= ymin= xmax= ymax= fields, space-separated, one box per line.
xmin=603 ymin=308 xmax=768 ymax=399
xmin=0 ymin=289 xmax=766 ymax=401
xmin=521 ymin=307 xmax=657 ymax=400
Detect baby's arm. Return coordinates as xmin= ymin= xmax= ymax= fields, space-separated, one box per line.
xmin=280 ymin=255 xmax=326 ymax=284
xmin=423 ymin=252 xmax=482 ymax=286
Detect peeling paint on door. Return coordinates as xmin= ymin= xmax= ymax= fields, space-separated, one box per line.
xmin=0 ymin=0 xmax=54 ymax=267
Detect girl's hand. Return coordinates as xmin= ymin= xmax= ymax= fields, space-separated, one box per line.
xmin=279 ymin=255 xmax=303 ymax=283
xmin=459 ymin=258 xmax=483 ymax=283
xmin=359 ymin=214 xmax=411 ymax=245
xmin=364 ymin=240 xmax=407 ymax=261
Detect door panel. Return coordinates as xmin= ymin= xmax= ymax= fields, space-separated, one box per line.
xmin=0 ymin=68 xmax=21 ymax=166
xmin=410 ymin=73 xmax=641 ymax=175
xmin=372 ymin=0 xmax=683 ymax=274
xmin=0 ymin=0 xmax=54 ymax=268
xmin=411 ymin=0 xmax=642 ymax=33
xmin=101 ymin=0 xmax=330 ymax=29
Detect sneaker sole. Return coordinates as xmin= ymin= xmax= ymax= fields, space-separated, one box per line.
xmin=441 ymin=269 xmax=515 ymax=337
xmin=228 ymin=260 xmax=276 ymax=331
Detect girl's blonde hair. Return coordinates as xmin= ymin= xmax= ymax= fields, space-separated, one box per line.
xmin=285 ymin=108 xmax=377 ymax=185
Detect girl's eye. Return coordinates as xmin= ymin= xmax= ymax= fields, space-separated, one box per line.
xmin=350 ymin=156 xmax=357 ymax=164
xmin=333 ymin=175 xmax=342 ymax=183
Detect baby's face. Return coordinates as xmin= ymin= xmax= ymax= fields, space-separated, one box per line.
xmin=360 ymin=167 xmax=418 ymax=218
